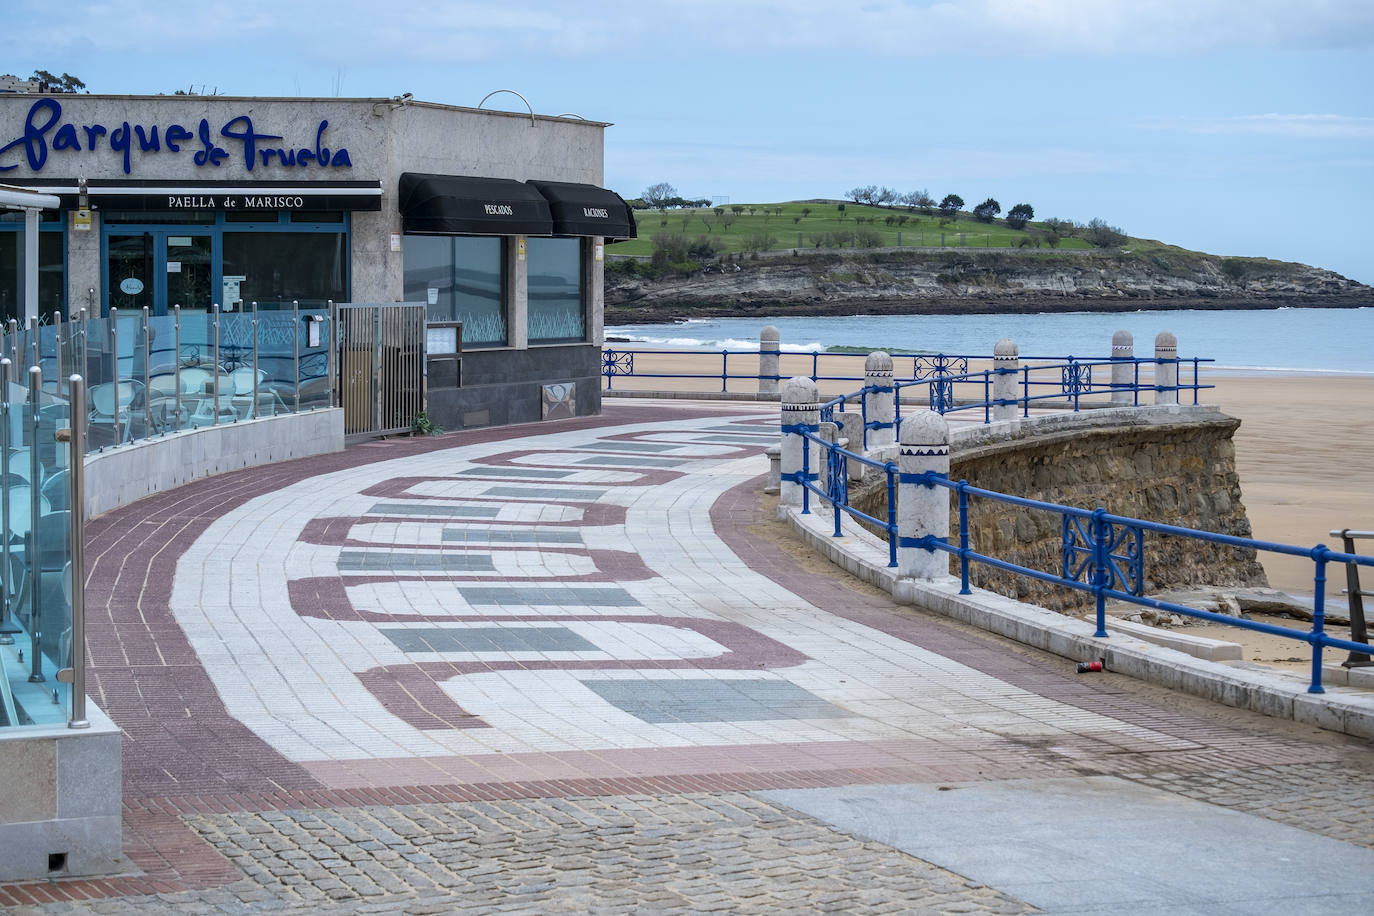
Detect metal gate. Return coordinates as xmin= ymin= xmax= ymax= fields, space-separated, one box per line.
xmin=336 ymin=303 xmax=426 ymax=440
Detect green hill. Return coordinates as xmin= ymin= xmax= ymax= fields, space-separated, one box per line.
xmin=611 ymin=200 xmax=1098 ymax=258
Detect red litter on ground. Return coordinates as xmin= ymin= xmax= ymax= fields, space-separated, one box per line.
xmin=1076 ymin=660 xmax=1105 ymax=673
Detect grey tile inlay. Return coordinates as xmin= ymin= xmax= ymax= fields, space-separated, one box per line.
xmin=706 ymin=424 xmax=778 ymax=434
xmin=368 ymin=503 xmax=502 ymax=518
xmin=573 ymin=441 xmax=679 ymax=452
xmin=481 ymin=486 xmax=607 ymax=501
xmin=459 ymin=467 xmax=574 ymax=479
xmin=574 ymin=455 xmax=685 ymax=468
xmin=442 ymin=528 xmax=583 ymax=545
xmin=582 ymin=679 xmax=849 ymax=723
xmin=381 ymin=627 xmax=598 ymax=653
xmin=458 ymin=586 xmax=641 ymax=607
xmin=338 ymin=550 xmax=496 ymax=572
xmin=698 ymin=435 xmax=776 ymax=444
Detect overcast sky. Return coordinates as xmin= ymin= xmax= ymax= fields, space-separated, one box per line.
xmin=6 ymin=0 xmax=1373 ymax=283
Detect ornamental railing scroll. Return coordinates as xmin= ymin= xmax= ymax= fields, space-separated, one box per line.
xmin=601 ymin=349 xmax=634 ymax=389
xmin=1062 ymin=512 xmax=1145 ymax=598
xmin=910 ymin=354 xmax=968 ymax=381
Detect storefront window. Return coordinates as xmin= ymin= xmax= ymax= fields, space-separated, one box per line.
xmin=527 ymin=237 xmax=584 ymax=343
xmin=403 ymin=236 xmax=506 ymax=347
xmin=222 ymin=232 xmax=347 ymax=309
xmin=0 ymin=214 xmax=65 ymax=323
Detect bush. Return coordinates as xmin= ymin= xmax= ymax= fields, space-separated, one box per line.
xmin=1084 ymin=218 xmax=1127 ymax=248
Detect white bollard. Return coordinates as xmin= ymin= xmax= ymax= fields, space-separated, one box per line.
xmin=836 ymin=410 xmax=865 ymax=481
xmin=759 ymin=325 xmax=780 ymax=396
xmin=898 ymin=409 xmax=951 ymax=580
xmin=780 ymin=376 xmax=821 ymax=511
xmin=1155 ymin=331 xmax=1178 ymax=405
xmin=993 ymin=338 xmax=1019 ymax=422
xmin=1111 ymin=329 xmax=1134 ymax=406
xmin=863 ymin=351 xmax=895 ymax=449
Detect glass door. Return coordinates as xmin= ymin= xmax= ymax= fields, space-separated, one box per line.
xmin=104 ymin=229 xmax=216 ymax=317
xmin=106 ymin=232 xmax=155 ymax=314
xmin=165 ymin=234 xmax=214 ymax=316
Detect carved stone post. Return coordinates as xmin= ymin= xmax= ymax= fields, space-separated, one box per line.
xmin=993 ymin=338 xmax=1019 ymax=422
xmin=1155 ymin=331 xmax=1178 ymax=405
xmin=780 ymin=376 xmax=820 ymax=510
xmin=1111 ymin=329 xmax=1134 ymax=406
xmin=836 ymin=410 xmax=865 ymax=481
xmin=898 ymin=410 xmax=951 ymax=580
xmin=863 ymin=351 xmax=895 ymax=449
xmin=759 ymin=325 xmax=780 ymax=396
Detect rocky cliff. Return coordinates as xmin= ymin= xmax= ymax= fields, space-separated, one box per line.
xmin=605 ymin=247 xmax=1372 ymax=321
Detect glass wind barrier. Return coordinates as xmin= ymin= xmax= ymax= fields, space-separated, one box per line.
xmin=20 ymin=304 xmax=342 ymax=453
xmin=0 ymin=371 xmax=76 ymax=728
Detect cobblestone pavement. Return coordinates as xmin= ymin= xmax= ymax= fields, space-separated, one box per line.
xmin=14 ymin=794 xmax=1033 ymax=915
xmin=4 ymin=400 xmax=1372 ymax=912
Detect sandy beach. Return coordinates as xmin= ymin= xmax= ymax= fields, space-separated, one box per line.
xmin=603 ymin=350 xmax=1374 ymax=598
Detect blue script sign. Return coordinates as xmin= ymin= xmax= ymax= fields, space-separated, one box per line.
xmin=0 ymin=99 xmax=354 ymax=175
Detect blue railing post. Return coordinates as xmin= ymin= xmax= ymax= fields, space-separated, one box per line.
xmin=958 ymin=481 xmax=971 ymax=594
xmin=1022 ymin=365 xmax=1030 ymax=418
xmin=720 ymin=349 xmax=729 ymax=392
xmin=885 ymin=462 xmax=898 ymax=568
xmin=1093 ymin=506 xmax=1110 ymax=638
xmin=1310 ymin=545 xmax=1330 ymax=693
xmin=801 ymin=432 xmax=812 ymax=515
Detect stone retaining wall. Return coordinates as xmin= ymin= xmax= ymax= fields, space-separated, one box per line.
xmin=851 ymin=407 xmax=1267 ymax=612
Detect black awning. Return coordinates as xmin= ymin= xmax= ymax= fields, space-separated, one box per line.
xmin=526 ymin=180 xmax=637 ymax=239
xmin=5 ymin=178 xmax=383 ymax=211
xmin=398 ymin=173 xmax=552 ymax=236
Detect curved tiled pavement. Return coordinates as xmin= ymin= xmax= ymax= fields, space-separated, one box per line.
xmin=4 ymin=400 xmax=1373 ymax=913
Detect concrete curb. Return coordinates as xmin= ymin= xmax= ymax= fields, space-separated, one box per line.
xmin=782 ymin=503 xmax=1374 ymax=740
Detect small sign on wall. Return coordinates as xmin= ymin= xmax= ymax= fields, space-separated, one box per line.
xmin=595 ymin=243 xmax=604 ymax=262
xmin=517 ymin=237 xmax=526 ymax=261
xmin=73 ymin=209 xmax=92 ymax=232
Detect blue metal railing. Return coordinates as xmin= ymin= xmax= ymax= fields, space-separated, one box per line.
xmin=791 ymin=424 xmax=1374 ymax=695
xmin=605 ymin=347 xmax=1212 ymax=437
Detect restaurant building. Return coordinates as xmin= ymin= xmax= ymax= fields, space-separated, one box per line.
xmin=0 ymin=92 xmax=635 ymax=427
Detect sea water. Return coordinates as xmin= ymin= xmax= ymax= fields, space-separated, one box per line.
xmin=606 ymin=307 xmax=1374 ymax=374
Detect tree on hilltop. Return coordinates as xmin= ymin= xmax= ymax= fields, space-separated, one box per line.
xmin=642 ymin=182 xmax=679 ymax=210
xmin=938 ymin=194 xmax=963 ymax=221
xmin=973 ymin=198 xmax=1001 ymax=223
xmin=1006 ymin=203 xmax=1035 ymax=230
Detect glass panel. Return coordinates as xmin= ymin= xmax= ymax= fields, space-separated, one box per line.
xmin=402 ymin=235 xmax=452 ymax=322
xmin=402 ymin=236 xmax=505 ymax=346
xmin=166 ymin=235 xmax=213 ymax=312
xmin=0 ymin=377 xmax=73 ymax=727
xmin=222 ymin=232 xmax=347 ymax=309
xmin=0 ymin=231 xmax=65 ymax=325
xmin=106 ymin=233 xmax=154 ymax=314
xmin=527 ymin=237 xmax=584 ymax=343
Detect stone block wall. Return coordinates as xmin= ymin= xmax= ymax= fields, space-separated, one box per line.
xmin=851 ymin=408 xmax=1267 ymax=613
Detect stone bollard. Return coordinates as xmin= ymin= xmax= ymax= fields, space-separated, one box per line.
xmin=780 ymin=376 xmax=820 ymax=511
xmin=764 ymin=444 xmax=781 ymax=494
xmin=1154 ymin=331 xmax=1178 ymax=406
xmin=898 ymin=410 xmax=951 ymax=580
xmin=1111 ymin=329 xmax=1134 ymax=406
xmin=759 ymin=325 xmax=780 ymax=396
xmin=992 ymin=338 xmax=1019 ymax=422
xmin=863 ymin=351 xmax=895 ymax=449
xmin=836 ymin=411 xmax=866 ymax=481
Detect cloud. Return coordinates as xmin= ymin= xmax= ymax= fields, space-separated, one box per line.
xmin=1146 ymin=113 xmax=1374 ymax=138
xmin=8 ymin=0 xmax=1374 ymax=65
